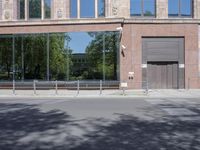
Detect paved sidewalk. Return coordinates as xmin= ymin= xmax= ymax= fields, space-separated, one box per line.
xmin=0 ymin=89 xmax=200 ymax=98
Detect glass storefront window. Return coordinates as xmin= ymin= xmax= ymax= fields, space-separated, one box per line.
xmin=0 ymin=36 xmax=13 ymax=81
xmin=29 ymin=0 xmax=42 ymax=19
xmin=0 ymin=32 xmax=119 ymax=82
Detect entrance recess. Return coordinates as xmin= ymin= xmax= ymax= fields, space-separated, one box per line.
xmin=142 ymin=38 xmax=185 ymax=89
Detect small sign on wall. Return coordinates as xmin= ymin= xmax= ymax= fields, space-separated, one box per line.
xmin=142 ymin=64 xmax=147 ymax=68
xmin=120 ymin=82 xmax=128 ymax=88
xmin=179 ymin=64 xmax=185 ymax=68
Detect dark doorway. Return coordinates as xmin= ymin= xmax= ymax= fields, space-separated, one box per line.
xmin=147 ymin=62 xmax=178 ymax=89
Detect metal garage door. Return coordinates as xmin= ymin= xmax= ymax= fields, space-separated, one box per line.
xmin=147 ymin=62 xmax=178 ymax=89
xmin=142 ymin=38 xmax=185 ymax=89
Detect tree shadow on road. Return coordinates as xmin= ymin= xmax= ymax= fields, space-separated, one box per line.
xmin=0 ymin=103 xmax=200 ymax=150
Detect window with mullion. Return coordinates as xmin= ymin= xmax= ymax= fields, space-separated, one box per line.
xmin=130 ymin=0 xmax=155 ymax=17
xmin=168 ymin=0 xmax=192 ymax=17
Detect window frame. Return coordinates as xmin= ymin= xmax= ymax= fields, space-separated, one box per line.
xmin=168 ymin=0 xmax=193 ymax=18
xmin=130 ymin=0 xmax=156 ymax=18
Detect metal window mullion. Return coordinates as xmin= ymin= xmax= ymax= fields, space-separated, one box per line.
xmin=103 ymin=33 xmax=106 ymax=81
xmin=47 ymin=33 xmax=50 ymax=81
xmin=66 ymin=39 xmax=69 ymax=81
xmin=21 ymin=37 xmax=24 ymax=81
xmin=12 ymin=35 xmax=15 ymax=82
xmin=141 ymin=0 xmax=144 ymax=17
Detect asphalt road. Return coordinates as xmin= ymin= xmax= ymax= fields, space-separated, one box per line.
xmin=0 ymin=97 xmax=200 ymax=150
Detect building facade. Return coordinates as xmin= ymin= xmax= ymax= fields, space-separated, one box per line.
xmin=0 ymin=0 xmax=200 ymax=89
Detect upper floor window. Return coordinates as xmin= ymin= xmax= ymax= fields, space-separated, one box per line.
xmin=70 ymin=0 xmax=78 ymax=18
xmin=44 ymin=0 xmax=51 ymax=19
xmin=98 ymin=0 xmax=105 ymax=17
xmin=130 ymin=0 xmax=156 ymax=17
xmin=17 ymin=0 xmax=25 ymax=19
xmin=17 ymin=0 xmax=51 ymax=20
xmin=168 ymin=0 xmax=192 ymax=17
xmin=29 ymin=0 xmax=41 ymax=19
xmin=70 ymin=0 xmax=105 ymax=18
xmin=80 ymin=0 xmax=95 ymax=18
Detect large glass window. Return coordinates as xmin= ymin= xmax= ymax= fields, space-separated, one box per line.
xmin=44 ymin=0 xmax=51 ymax=19
xmin=70 ymin=0 xmax=77 ymax=18
xmin=80 ymin=0 xmax=95 ymax=18
xmin=15 ymin=34 xmax=47 ymax=80
xmin=168 ymin=0 xmax=192 ymax=17
xmin=0 ymin=32 xmax=119 ymax=82
xmin=17 ymin=0 xmax=25 ymax=19
xmin=130 ymin=0 xmax=155 ymax=17
xmin=29 ymin=0 xmax=42 ymax=19
xmin=0 ymin=36 xmax=13 ymax=81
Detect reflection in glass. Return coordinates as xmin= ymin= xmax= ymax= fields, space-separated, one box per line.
xmin=0 ymin=32 xmax=119 ymax=81
xmin=168 ymin=0 xmax=179 ymax=16
xmin=17 ymin=0 xmax=25 ymax=19
xmin=130 ymin=0 xmax=142 ymax=16
xmin=15 ymin=34 xmax=47 ymax=80
xmin=70 ymin=0 xmax=77 ymax=18
xmin=49 ymin=33 xmax=71 ymax=80
xmin=180 ymin=0 xmax=192 ymax=16
xmin=169 ymin=0 xmax=192 ymax=17
xmin=0 ymin=36 xmax=13 ymax=81
xmin=144 ymin=0 xmax=155 ymax=16
xmin=80 ymin=0 xmax=95 ymax=18
xmin=44 ymin=0 xmax=51 ymax=19
xmin=29 ymin=0 xmax=41 ymax=19
xmin=130 ymin=0 xmax=155 ymax=17
xmin=98 ymin=0 xmax=105 ymax=17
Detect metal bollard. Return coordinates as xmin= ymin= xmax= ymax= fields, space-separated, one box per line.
xmin=55 ymin=80 xmax=58 ymax=95
xmin=100 ymin=80 xmax=102 ymax=95
xmin=146 ymin=81 xmax=149 ymax=95
xmin=33 ymin=80 xmax=36 ymax=95
xmin=188 ymin=78 xmax=190 ymax=90
xmin=13 ymin=80 xmax=15 ymax=95
xmin=77 ymin=80 xmax=80 ymax=96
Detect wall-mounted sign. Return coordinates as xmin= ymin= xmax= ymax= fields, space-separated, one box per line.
xmin=179 ymin=64 xmax=185 ymax=68
xmin=120 ymin=82 xmax=128 ymax=88
xmin=142 ymin=64 xmax=147 ymax=68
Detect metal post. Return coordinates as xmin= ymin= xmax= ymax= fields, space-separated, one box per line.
xmin=55 ymin=80 xmax=58 ymax=95
xmin=77 ymin=80 xmax=80 ymax=96
xmin=12 ymin=35 xmax=15 ymax=95
xmin=100 ymin=80 xmax=102 ymax=95
xmin=13 ymin=80 xmax=15 ymax=95
xmin=123 ymin=87 xmax=125 ymax=96
xmin=146 ymin=81 xmax=149 ymax=95
xmin=33 ymin=80 xmax=36 ymax=95
xmin=188 ymin=77 xmax=190 ymax=90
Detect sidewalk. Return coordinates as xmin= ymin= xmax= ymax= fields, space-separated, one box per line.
xmin=0 ymin=89 xmax=200 ymax=98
